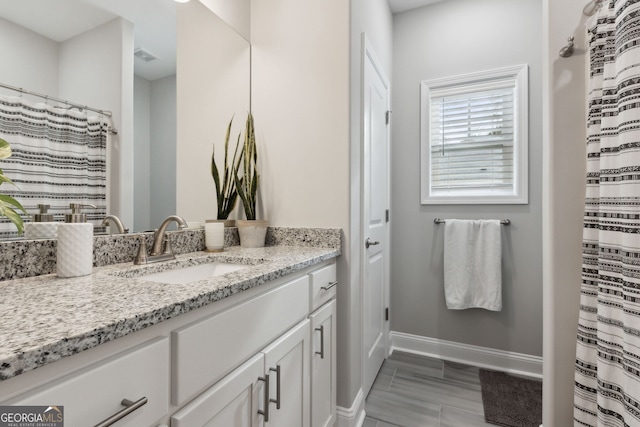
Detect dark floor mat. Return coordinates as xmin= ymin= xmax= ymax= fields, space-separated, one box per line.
xmin=479 ymin=369 xmax=542 ymax=427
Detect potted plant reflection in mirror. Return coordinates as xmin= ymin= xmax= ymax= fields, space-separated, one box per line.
xmin=211 ymin=117 xmax=241 ymax=226
xmin=0 ymin=138 xmax=26 ymax=234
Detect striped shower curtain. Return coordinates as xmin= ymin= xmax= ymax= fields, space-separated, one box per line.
xmin=574 ymin=1 xmax=640 ymax=425
xmin=0 ymin=94 xmax=108 ymax=238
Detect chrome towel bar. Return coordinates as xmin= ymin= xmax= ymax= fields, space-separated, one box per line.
xmin=434 ymin=218 xmax=511 ymax=225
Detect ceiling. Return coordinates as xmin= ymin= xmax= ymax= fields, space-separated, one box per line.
xmin=388 ymin=0 xmax=445 ymax=13
xmin=0 ymin=0 xmax=177 ymax=81
xmin=0 ymin=0 xmax=445 ymax=81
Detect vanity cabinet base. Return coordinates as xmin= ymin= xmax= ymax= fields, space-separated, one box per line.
xmin=0 ymin=259 xmax=337 ymax=427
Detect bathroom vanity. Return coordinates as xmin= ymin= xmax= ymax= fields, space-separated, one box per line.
xmin=0 ymin=240 xmax=339 ymax=427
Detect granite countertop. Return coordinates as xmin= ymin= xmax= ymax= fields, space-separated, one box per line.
xmin=0 ymin=245 xmax=340 ymax=381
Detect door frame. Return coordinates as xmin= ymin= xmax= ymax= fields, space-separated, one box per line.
xmin=360 ymin=33 xmax=391 ymax=395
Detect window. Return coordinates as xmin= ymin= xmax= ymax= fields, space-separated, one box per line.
xmin=420 ymin=65 xmax=528 ymax=204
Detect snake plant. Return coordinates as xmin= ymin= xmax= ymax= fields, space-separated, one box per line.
xmin=0 ymin=138 xmax=26 ymax=234
xmin=235 ymin=113 xmax=259 ymax=220
xmin=211 ymin=118 xmax=241 ymax=219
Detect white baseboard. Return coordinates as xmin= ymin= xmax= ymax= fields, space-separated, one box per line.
xmin=335 ymin=387 xmax=366 ymax=427
xmin=389 ymin=331 xmax=542 ymax=378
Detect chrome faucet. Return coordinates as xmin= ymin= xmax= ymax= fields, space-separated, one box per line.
xmin=151 ymin=215 xmax=188 ymax=255
xmin=134 ymin=215 xmax=188 ymax=265
xmin=101 ymin=215 xmax=128 ymax=234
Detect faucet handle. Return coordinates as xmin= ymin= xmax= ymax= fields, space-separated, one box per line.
xmin=134 ymin=238 xmax=148 ymax=265
xmin=163 ymin=237 xmax=174 ymax=255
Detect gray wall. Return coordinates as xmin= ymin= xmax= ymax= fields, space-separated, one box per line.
xmin=391 ymin=0 xmax=543 ymax=356
xmin=133 ymin=74 xmax=176 ymax=232
xmin=133 ymin=75 xmax=151 ymax=232
xmin=544 ymin=0 xmax=588 ymax=422
xmin=150 ymin=75 xmax=177 ymax=228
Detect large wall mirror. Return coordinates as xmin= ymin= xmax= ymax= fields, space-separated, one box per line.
xmin=0 ymin=0 xmax=251 ymax=239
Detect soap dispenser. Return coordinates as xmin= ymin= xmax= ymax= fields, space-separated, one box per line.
xmin=57 ymin=203 xmax=95 ymax=278
xmin=24 ymin=204 xmax=59 ymax=240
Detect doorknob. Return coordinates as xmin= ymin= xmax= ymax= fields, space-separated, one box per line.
xmin=365 ymin=238 xmax=380 ymax=249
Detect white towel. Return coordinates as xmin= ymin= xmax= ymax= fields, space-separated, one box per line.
xmin=444 ymin=219 xmax=502 ymax=311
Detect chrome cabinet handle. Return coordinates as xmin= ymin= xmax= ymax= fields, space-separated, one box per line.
xmin=258 ymin=374 xmax=270 ymax=421
xmin=93 ymin=397 xmax=148 ymax=427
xmin=269 ymin=365 xmax=281 ymax=409
xmin=315 ymin=325 xmax=325 ymax=359
xmin=365 ymin=238 xmax=380 ymax=249
xmin=321 ymin=281 xmax=338 ymax=291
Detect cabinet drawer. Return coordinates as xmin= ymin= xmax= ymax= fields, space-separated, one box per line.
xmin=4 ymin=337 xmax=169 ymax=427
xmin=172 ymin=274 xmax=310 ymax=405
xmin=310 ymin=263 xmax=337 ymax=311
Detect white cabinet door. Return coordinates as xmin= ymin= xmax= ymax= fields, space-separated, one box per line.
xmin=170 ymin=353 xmax=266 ymax=427
xmin=261 ymin=319 xmax=311 ymax=427
xmin=310 ymin=300 xmax=337 ymax=427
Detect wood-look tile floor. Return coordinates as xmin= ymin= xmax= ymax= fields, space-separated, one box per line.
xmin=363 ymin=351 xmax=494 ymax=427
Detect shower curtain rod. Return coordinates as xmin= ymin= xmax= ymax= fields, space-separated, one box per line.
xmin=0 ymin=81 xmax=113 ymax=118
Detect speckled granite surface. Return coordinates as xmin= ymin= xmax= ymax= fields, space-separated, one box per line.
xmin=0 ymin=226 xmax=341 ymax=281
xmin=266 ymin=227 xmax=343 ymax=248
xmin=0 ymin=228 xmax=341 ymax=381
xmin=0 ymin=246 xmax=339 ymax=381
xmin=0 ymin=228 xmax=241 ymax=281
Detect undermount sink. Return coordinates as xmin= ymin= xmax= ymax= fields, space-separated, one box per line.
xmin=137 ymin=262 xmax=248 ymax=285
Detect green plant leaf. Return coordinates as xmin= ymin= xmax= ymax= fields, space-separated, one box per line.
xmin=212 ymin=144 xmax=221 ymax=194
xmin=0 ymin=168 xmax=13 ymax=186
xmin=235 ymin=113 xmax=258 ymax=220
xmin=0 ymin=138 xmax=11 ymax=160
xmin=0 ymin=139 xmax=25 ymax=233
xmin=211 ymin=117 xmax=240 ymax=220
xmin=0 ymin=194 xmax=26 ymax=234
xmin=0 ymin=194 xmax=26 ymax=212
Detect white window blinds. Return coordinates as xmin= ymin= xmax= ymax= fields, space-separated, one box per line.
xmin=430 ymin=87 xmax=514 ymax=190
xmin=420 ymin=64 xmax=528 ymax=204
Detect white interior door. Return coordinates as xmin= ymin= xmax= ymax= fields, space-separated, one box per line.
xmin=361 ymin=35 xmax=390 ymax=397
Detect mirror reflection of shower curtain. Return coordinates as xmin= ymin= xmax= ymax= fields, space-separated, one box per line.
xmin=574 ymin=1 xmax=640 ymax=426
xmin=0 ymin=94 xmax=107 ymax=239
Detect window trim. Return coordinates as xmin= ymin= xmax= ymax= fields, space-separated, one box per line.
xmin=420 ymin=64 xmax=529 ymax=205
